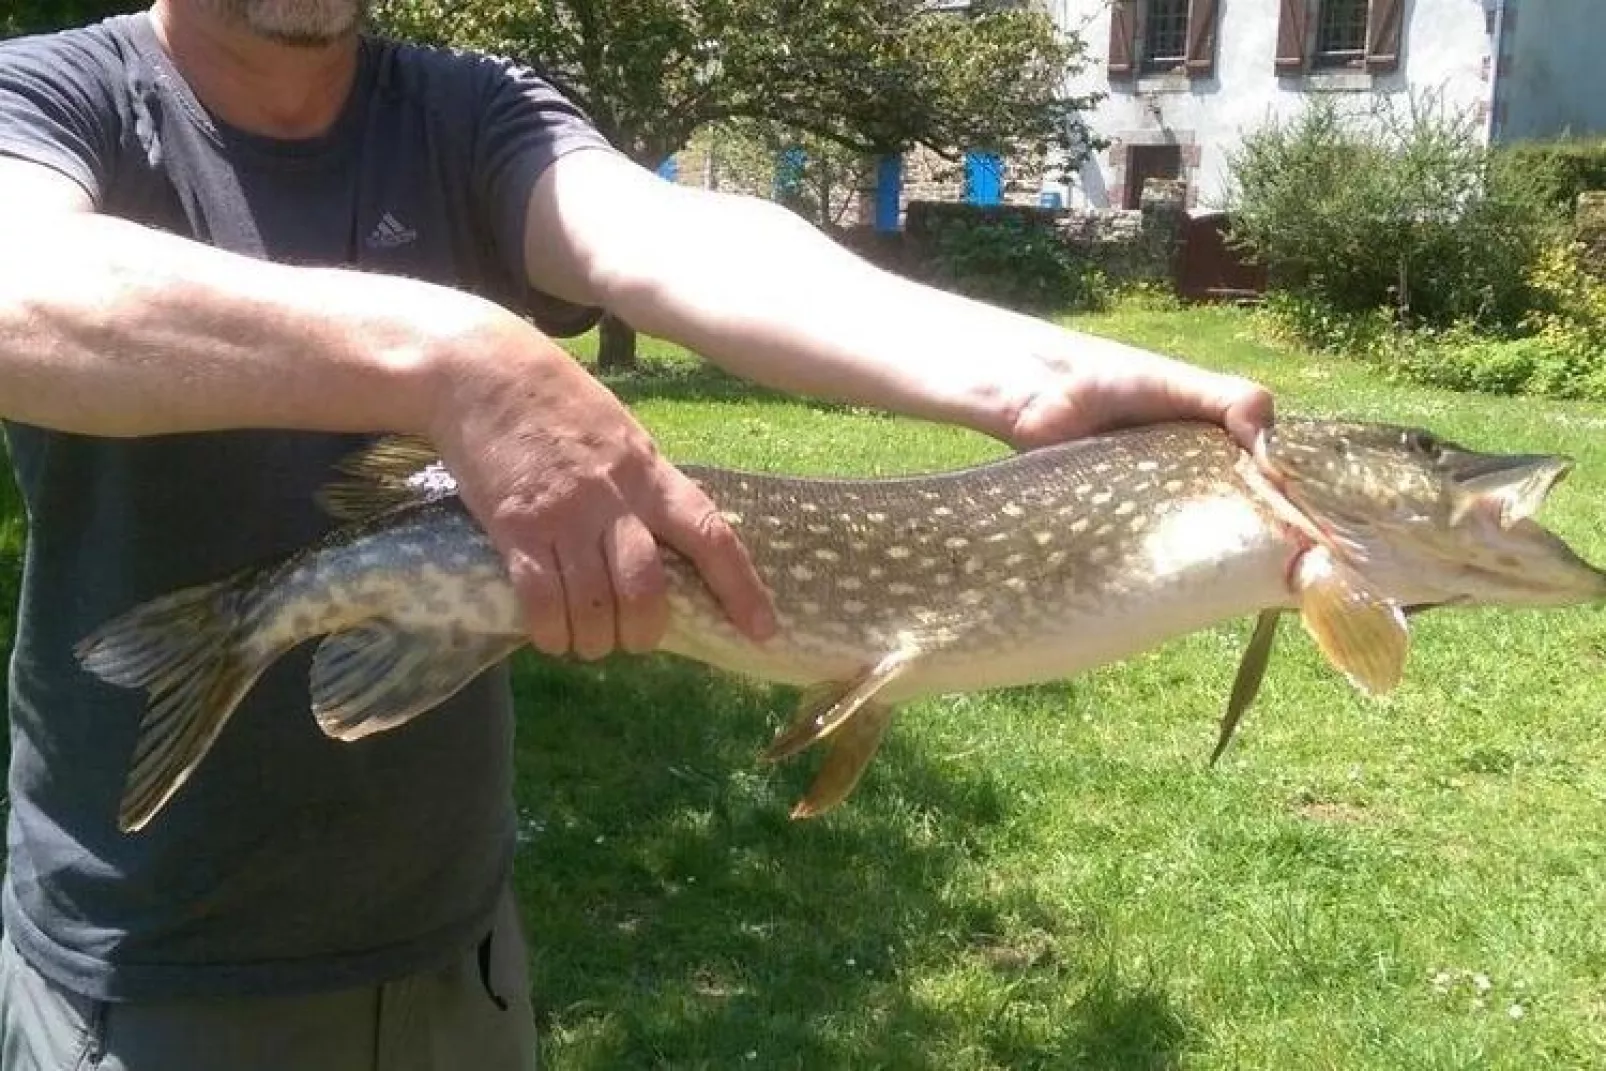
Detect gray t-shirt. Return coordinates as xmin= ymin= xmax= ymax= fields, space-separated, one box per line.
xmin=0 ymin=13 xmax=610 ymax=1001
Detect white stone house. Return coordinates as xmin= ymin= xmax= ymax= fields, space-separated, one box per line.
xmin=1050 ymin=0 xmax=1606 ymax=213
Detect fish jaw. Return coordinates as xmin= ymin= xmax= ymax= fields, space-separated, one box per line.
xmin=1262 ymin=422 xmax=1606 ymax=610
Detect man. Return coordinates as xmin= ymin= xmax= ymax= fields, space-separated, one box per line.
xmin=0 ymin=0 xmax=1272 ymax=1066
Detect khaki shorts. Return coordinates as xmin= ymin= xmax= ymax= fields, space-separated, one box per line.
xmin=0 ymin=885 xmax=537 ymax=1071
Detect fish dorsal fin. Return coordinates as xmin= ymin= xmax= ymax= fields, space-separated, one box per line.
xmin=317 ymin=435 xmax=457 ymax=522
xmin=762 ymin=646 xmax=918 ymax=764
xmin=790 ymin=703 xmax=897 ymax=819
xmin=1295 ymin=548 xmax=1408 ymax=696
xmin=310 ymin=621 xmax=519 ymax=740
xmin=1211 ymin=609 xmax=1283 ymax=765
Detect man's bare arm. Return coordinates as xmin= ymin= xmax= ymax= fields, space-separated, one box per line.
xmin=0 ymin=158 xmax=773 ymax=657
xmin=0 ymin=158 xmax=482 ymax=437
xmin=524 ymin=149 xmax=1273 ymax=452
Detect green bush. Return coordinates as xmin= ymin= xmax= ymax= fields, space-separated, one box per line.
xmin=1227 ymin=95 xmax=1565 ymax=331
xmin=1258 ymin=242 xmax=1606 ymax=403
xmin=920 ymin=209 xmax=1105 ymax=313
xmin=1500 ymin=139 xmax=1606 ymax=210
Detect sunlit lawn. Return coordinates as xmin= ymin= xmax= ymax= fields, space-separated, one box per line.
xmin=516 ymin=306 xmax=1606 ymax=1068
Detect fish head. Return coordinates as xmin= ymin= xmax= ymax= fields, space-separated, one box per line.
xmin=1260 ymin=419 xmax=1606 ymax=608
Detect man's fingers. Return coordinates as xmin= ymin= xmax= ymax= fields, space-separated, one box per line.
xmin=605 ymin=517 xmax=669 ymax=654
xmin=652 ymin=475 xmax=776 ymax=641
xmin=507 ymin=545 xmax=570 ymax=657
xmin=557 ymin=540 xmax=617 ymax=662
xmin=1219 ymin=377 xmax=1277 ymax=451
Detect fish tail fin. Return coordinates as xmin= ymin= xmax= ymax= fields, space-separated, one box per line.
xmin=75 ymin=572 xmax=268 ymax=833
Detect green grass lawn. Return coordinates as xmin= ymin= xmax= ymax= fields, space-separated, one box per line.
xmin=517 ymin=306 xmax=1606 ymax=1069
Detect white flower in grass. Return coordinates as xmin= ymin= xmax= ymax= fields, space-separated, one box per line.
xmin=1509 ymin=1003 xmax=1526 ymax=1021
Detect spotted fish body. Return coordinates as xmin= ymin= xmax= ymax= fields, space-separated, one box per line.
xmin=77 ymin=420 xmax=1606 ymax=832
xmin=663 ymin=425 xmax=1292 ymax=703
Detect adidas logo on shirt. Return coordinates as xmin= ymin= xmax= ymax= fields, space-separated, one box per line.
xmin=366 ymin=211 xmax=419 ymax=249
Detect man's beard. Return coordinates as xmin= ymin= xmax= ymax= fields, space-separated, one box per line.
xmin=207 ymin=0 xmax=366 ymax=46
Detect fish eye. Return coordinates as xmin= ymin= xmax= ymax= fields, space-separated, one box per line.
xmin=1405 ymin=430 xmax=1442 ymax=458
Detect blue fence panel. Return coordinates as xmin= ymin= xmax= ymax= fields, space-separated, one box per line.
xmin=774 ymin=146 xmax=807 ymax=199
xmin=874 ymin=154 xmax=903 ymax=232
xmin=964 ymin=151 xmax=1004 ymax=205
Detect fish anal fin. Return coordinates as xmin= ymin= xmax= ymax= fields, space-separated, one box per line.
xmin=761 ymin=647 xmax=917 ymax=763
xmin=316 ymin=435 xmax=455 ymax=522
xmin=311 ymin=622 xmax=519 ymax=741
xmin=790 ymin=703 xmax=896 ymax=819
xmin=1211 ymin=609 xmax=1282 ymax=765
xmin=1296 ymin=549 xmax=1408 ymax=696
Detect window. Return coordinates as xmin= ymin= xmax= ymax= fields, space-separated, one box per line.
xmin=1108 ymin=0 xmax=1220 ymax=78
xmin=1276 ymin=0 xmax=1404 ymax=74
xmin=1141 ymin=0 xmax=1190 ymax=72
xmin=1314 ymin=0 xmax=1368 ymax=66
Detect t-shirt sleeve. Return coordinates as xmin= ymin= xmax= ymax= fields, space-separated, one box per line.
xmin=0 ymin=29 xmax=122 ymax=206
xmin=472 ymin=57 xmax=617 ymax=337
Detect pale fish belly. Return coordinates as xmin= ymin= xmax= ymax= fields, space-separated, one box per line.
xmin=888 ymin=491 xmax=1297 ymax=700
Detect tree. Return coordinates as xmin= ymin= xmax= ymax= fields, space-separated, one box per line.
xmin=4 ymin=0 xmax=142 ymax=37
xmin=371 ymin=0 xmax=1094 ymax=368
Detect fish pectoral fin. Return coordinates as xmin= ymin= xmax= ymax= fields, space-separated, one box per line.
xmin=761 ymin=647 xmax=918 ymax=763
xmin=1211 ymin=609 xmax=1282 ymax=765
xmin=310 ymin=622 xmax=519 ymax=741
xmin=791 ymin=703 xmax=896 ymax=819
xmin=316 ymin=435 xmax=454 ymax=522
xmin=1296 ymin=550 xmax=1408 ymax=696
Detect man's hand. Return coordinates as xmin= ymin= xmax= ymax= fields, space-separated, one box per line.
xmin=1004 ymin=342 xmax=1275 ymax=453
xmin=423 ymin=313 xmax=776 ymax=661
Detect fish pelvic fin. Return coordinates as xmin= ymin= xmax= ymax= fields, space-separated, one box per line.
xmin=1211 ymin=610 xmax=1282 ymax=765
xmin=75 ymin=573 xmax=267 ymax=833
xmin=761 ymin=647 xmax=917 ymax=764
xmin=316 ymin=435 xmax=454 ymax=522
xmin=311 ymin=622 xmax=519 ymax=741
xmin=790 ymin=703 xmax=896 ymax=819
xmin=1295 ymin=548 xmax=1408 ymax=696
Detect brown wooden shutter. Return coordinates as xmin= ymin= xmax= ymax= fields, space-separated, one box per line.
xmin=1108 ymin=0 xmax=1137 ymax=76
xmin=1275 ymin=0 xmax=1309 ymax=73
xmin=1366 ymin=0 xmax=1405 ymax=71
xmin=1185 ymin=0 xmax=1220 ymax=76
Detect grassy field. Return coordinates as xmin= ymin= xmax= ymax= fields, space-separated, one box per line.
xmin=3 ymin=306 xmax=1605 ymax=1067
xmin=518 ymin=306 xmax=1606 ymax=1069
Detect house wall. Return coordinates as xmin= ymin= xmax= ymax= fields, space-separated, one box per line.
xmin=1493 ymin=0 xmax=1606 ymax=143
xmin=1054 ymin=0 xmax=1496 ymax=211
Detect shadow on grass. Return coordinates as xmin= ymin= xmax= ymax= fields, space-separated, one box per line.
xmin=508 ymin=653 xmax=1193 ymax=1069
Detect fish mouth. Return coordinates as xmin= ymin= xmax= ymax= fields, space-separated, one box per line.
xmin=1446 ymin=451 xmax=1573 ymax=528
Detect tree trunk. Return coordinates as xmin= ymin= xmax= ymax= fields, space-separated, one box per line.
xmin=597 ymin=312 xmax=639 ymax=371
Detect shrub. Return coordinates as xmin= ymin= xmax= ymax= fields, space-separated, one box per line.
xmin=1227 ymin=95 xmax=1565 ymax=331
xmin=917 ymin=207 xmax=1104 ymax=313
xmin=1499 ymin=139 xmax=1606 ymax=210
xmin=1262 ymin=242 xmax=1606 ymax=403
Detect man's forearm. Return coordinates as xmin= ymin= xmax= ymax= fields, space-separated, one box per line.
xmin=594 ymin=191 xmax=1042 ymax=441
xmin=0 ymin=212 xmax=504 ymax=437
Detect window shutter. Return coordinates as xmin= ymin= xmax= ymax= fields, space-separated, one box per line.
xmin=1366 ymin=0 xmax=1404 ymax=71
xmin=1108 ymin=0 xmax=1137 ymax=76
xmin=1275 ymin=0 xmax=1309 ymax=73
xmin=1185 ymin=0 xmax=1220 ymax=76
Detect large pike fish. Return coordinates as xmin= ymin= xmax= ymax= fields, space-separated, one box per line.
xmin=77 ymin=419 xmax=1606 ymax=833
